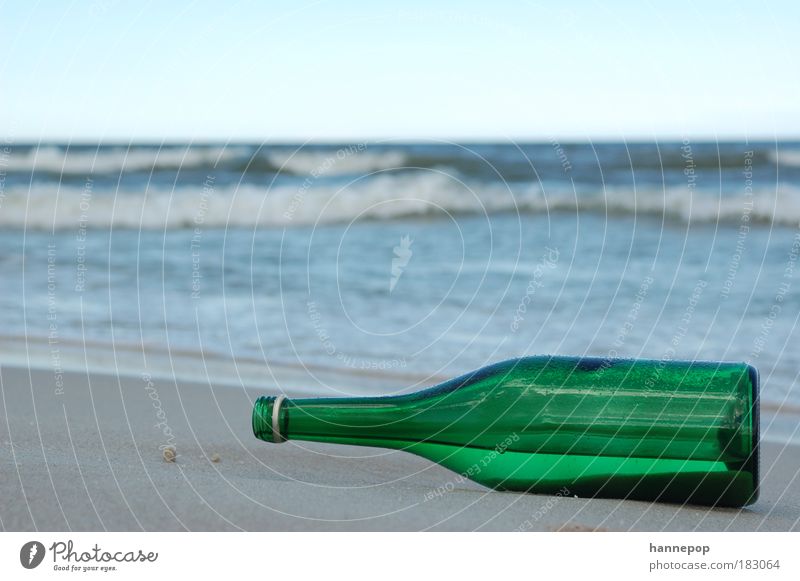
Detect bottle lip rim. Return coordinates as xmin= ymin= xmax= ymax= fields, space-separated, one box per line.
xmin=252 ymin=395 xmax=289 ymax=444
xmin=252 ymin=396 xmax=275 ymax=442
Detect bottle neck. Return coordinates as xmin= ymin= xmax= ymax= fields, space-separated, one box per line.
xmin=252 ymin=394 xmax=418 ymax=447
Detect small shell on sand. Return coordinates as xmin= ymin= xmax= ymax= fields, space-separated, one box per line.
xmin=210 ymin=453 xmax=221 ymax=463
xmin=162 ymin=446 xmax=177 ymax=462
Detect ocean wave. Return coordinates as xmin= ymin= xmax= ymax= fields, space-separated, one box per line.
xmin=768 ymin=149 xmax=800 ymax=167
xmin=2 ymin=145 xmax=254 ymax=175
xmin=1 ymin=174 xmax=798 ymax=229
xmin=570 ymin=185 xmax=799 ymax=224
xmin=4 ymin=143 xmax=797 ymax=181
xmin=265 ymin=149 xmax=408 ymax=175
xmin=2 ymin=145 xmax=411 ymax=177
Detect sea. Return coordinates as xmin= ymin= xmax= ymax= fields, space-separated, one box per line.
xmin=1 ymin=140 xmax=799 ymax=443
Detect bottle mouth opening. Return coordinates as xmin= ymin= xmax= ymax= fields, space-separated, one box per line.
xmin=252 ymin=396 xmax=276 ymax=442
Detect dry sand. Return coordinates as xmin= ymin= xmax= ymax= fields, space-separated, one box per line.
xmin=1 ymin=363 xmax=798 ymax=531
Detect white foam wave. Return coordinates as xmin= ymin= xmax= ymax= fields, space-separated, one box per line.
xmin=266 ymin=149 xmax=408 ymax=176
xmin=769 ymin=149 xmax=800 ymax=167
xmin=565 ymin=185 xmax=800 ymax=224
xmin=0 ymin=173 xmax=510 ymax=229
xmin=5 ymin=145 xmax=410 ymax=176
xmin=3 ymin=145 xmax=249 ymax=174
xmin=1 ymin=175 xmax=797 ymax=229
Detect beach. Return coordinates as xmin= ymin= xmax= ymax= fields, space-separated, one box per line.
xmin=2 ymin=141 xmax=800 ymax=532
xmin=1 ymin=360 xmax=798 ymax=532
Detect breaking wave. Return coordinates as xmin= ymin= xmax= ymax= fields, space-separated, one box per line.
xmin=1 ymin=173 xmax=798 ymax=229
xmin=2 ymin=145 xmax=251 ymax=175
xmin=0 ymin=145 xmax=410 ymax=176
xmin=768 ymin=149 xmax=800 ymax=167
xmin=5 ymin=142 xmax=799 ymax=179
xmin=265 ymin=149 xmax=408 ymax=176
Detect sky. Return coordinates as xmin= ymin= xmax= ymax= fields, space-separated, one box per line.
xmin=1 ymin=0 xmax=799 ymax=141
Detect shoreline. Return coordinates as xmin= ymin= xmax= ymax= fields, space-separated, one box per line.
xmin=0 ymin=333 xmax=443 ymax=397
xmin=3 ymin=333 xmax=798 ymax=446
xmin=1 ymin=363 xmax=798 ymax=531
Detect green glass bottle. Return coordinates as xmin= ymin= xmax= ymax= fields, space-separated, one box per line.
xmin=253 ymin=356 xmax=759 ymax=507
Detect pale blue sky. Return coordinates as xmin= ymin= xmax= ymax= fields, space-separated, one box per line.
xmin=2 ymin=0 xmax=798 ymax=141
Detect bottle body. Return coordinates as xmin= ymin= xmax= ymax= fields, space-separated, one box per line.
xmin=253 ymin=356 xmax=759 ymax=507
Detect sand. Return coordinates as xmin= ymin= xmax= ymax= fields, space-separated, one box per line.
xmin=0 ymin=363 xmax=798 ymax=531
